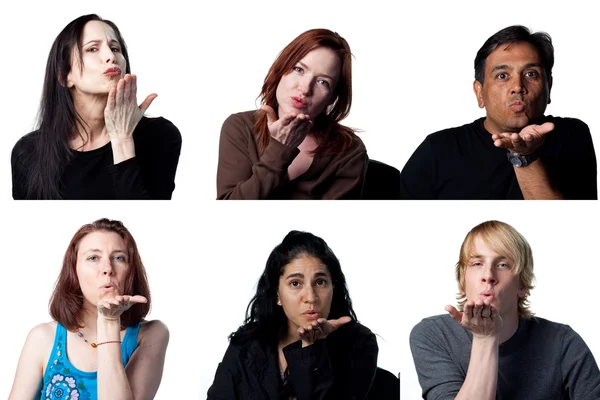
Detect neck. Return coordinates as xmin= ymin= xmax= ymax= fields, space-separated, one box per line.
xmin=78 ymin=304 xmax=100 ymax=334
xmin=498 ymin=312 xmax=520 ymax=344
xmin=71 ymin=91 xmax=109 ymax=146
xmin=279 ymin=323 xmax=300 ymax=348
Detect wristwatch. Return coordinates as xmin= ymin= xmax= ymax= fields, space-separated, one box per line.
xmin=507 ymin=151 xmax=539 ymax=168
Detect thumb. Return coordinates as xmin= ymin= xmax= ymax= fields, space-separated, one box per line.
xmin=445 ymin=305 xmax=463 ymax=324
xmin=530 ymin=121 xmax=554 ymax=136
xmin=330 ymin=316 xmax=352 ymax=330
xmin=260 ymin=105 xmax=277 ymax=125
xmin=139 ymin=93 xmax=158 ymax=113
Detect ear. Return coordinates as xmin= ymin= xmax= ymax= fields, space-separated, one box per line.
xmin=473 ymin=80 xmax=485 ymax=109
xmin=60 ymin=70 xmax=74 ymax=88
xmin=517 ymin=287 xmax=528 ymax=298
xmin=547 ymin=75 xmax=553 ymax=104
xmin=276 ymin=293 xmax=282 ymax=306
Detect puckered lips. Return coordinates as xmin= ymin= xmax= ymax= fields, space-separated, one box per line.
xmin=302 ymin=309 xmax=322 ymax=321
xmin=104 ymin=67 xmax=122 ymax=77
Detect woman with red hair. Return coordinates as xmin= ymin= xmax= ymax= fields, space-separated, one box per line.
xmin=217 ymin=29 xmax=368 ymax=199
xmin=9 ymin=219 xmax=169 ymax=400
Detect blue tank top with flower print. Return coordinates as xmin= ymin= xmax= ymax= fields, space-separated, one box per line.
xmin=39 ymin=322 xmax=140 ymax=400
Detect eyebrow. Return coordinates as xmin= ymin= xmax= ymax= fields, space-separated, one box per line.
xmin=82 ymin=248 xmax=126 ymax=254
xmin=82 ymin=39 xmax=121 ymax=47
xmin=297 ymin=61 xmax=336 ymax=81
xmin=285 ymin=271 xmax=330 ymax=280
xmin=491 ymin=62 xmax=543 ymax=74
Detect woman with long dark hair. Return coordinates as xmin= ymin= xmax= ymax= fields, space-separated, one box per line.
xmin=216 ymin=29 xmax=368 ymax=199
xmin=8 ymin=218 xmax=169 ymax=400
xmin=207 ymin=230 xmax=378 ymax=399
xmin=11 ymin=14 xmax=181 ymax=199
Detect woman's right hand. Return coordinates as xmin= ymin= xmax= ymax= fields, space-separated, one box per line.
xmin=98 ymin=294 xmax=148 ymax=321
xmin=298 ymin=316 xmax=352 ymax=347
xmin=261 ymin=105 xmax=312 ymax=149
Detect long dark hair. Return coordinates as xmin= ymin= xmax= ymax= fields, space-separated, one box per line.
xmin=230 ymin=230 xmax=357 ymax=345
xmin=17 ymin=14 xmax=130 ymax=199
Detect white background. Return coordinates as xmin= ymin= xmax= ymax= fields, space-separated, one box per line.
xmin=0 ymin=0 xmax=598 ymax=200
xmin=1 ymin=1 xmax=599 ymax=399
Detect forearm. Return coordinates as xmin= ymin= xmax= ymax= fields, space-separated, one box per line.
xmin=97 ymin=318 xmax=133 ymax=400
xmin=111 ymin=138 xmax=136 ymax=164
xmin=514 ymin=159 xmax=563 ymax=199
xmin=456 ymin=336 xmax=499 ymax=400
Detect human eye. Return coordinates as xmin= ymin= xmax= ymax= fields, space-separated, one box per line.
xmin=317 ymin=79 xmax=331 ymax=88
xmin=496 ymin=72 xmax=508 ymax=80
xmin=498 ymin=262 xmax=510 ymax=269
xmin=86 ymin=47 xmax=98 ymax=53
xmin=470 ymin=260 xmax=482 ymax=267
xmin=87 ymin=255 xmax=99 ymax=261
xmin=290 ymin=280 xmax=301 ymax=288
xmin=113 ymin=254 xmax=127 ymax=262
xmin=293 ymin=65 xmax=304 ymax=73
xmin=525 ymin=70 xmax=539 ymax=79
xmin=315 ymin=278 xmax=328 ymax=286
xmin=111 ymin=47 xmax=121 ymax=53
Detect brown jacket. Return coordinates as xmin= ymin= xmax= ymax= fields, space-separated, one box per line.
xmin=217 ymin=111 xmax=368 ymax=199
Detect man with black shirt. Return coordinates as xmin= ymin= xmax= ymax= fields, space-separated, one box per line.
xmin=400 ymin=25 xmax=597 ymax=199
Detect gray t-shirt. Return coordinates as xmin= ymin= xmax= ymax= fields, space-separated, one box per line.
xmin=410 ymin=314 xmax=600 ymax=399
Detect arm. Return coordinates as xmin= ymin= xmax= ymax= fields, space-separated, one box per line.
xmin=108 ymin=117 xmax=182 ymax=199
xmin=217 ymin=113 xmax=299 ymax=199
xmin=561 ymin=327 xmax=600 ymax=399
xmin=8 ymin=324 xmax=52 ymax=400
xmin=206 ymin=342 xmax=241 ymax=399
xmin=97 ymin=318 xmax=134 ymax=400
xmin=513 ymin=159 xmax=563 ymax=199
xmin=125 ymin=320 xmax=170 ymax=400
xmin=399 ymin=137 xmax=436 ymax=199
xmin=322 ymin=148 xmax=368 ymax=200
xmin=284 ymin=323 xmax=378 ymax=400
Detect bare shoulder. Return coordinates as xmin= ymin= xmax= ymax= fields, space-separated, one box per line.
xmin=138 ymin=320 xmax=169 ymax=345
xmin=27 ymin=321 xmax=57 ymax=345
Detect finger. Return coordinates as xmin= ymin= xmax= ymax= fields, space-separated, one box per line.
xmin=139 ymin=93 xmax=157 ymax=113
xmin=106 ymin=84 xmax=117 ymax=111
xmin=123 ymin=74 xmax=132 ymax=103
xmin=116 ymin=78 xmax=125 ymax=106
xmin=445 ymin=305 xmax=463 ymax=323
xmin=260 ymin=105 xmax=278 ymax=125
xmin=330 ymin=316 xmax=352 ymax=330
xmin=473 ymin=302 xmax=483 ymax=319
xmin=481 ymin=305 xmax=491 ymax=318
xmin=130 ymin=74 xmax=138 ymax=103
xmin=463 ymin=302 xmax=474 ymax=319
xmin=527 ymin=121 xmax=554 ymax=136
xmin=127 ymin=295 xmax=148 ymax=304
xmin=490 ymin=306 xmax=500 ymax=321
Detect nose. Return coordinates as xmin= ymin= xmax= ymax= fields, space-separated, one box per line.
xmin=510 ymin=75 xmax=528 ymax=95
xmin=480 ymin=265 xmax=497 ymax=285
xmin=303 ymin=285 xmax=318 ymax=303
xmin=101 ymin=43 xmax=116 ymax=64
xmin=101 ymin=258 xmax=114 ymax=276
xmin=297 ymin=76 xmax=313 ymax=96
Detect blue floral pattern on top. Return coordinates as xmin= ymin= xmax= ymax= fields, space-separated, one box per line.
xmin=39 ymin=323 xmax=140 ymax=400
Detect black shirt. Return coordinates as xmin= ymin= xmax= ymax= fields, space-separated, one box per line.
xmin=399 ymin=116 xmax=597 ymax=199
xmin=11 ymin=116 xmax=182 ymax=199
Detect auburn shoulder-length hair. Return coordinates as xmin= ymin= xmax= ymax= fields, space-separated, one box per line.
xmin=254 ymin=28 xmax=355 ymax=156
xmin=49 ymin=218 xmax=151 ymax=330
xmin=455 ymin=220 xmax=535 ymax=318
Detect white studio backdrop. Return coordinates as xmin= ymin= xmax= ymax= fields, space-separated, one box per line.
xmin=1 ymin=201 xmax=599 ymax=399
xmin=1 ymin=0 xmax=598 ymax=200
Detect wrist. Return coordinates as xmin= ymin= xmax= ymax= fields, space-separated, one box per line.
xmin=507 ymin=150 xmax=539 ymax=167
xmin=110 ymin=138 xmax=136 ymax=163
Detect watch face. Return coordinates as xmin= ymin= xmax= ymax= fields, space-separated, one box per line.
xmin=510 ymin=155 xmax=524 ymax=167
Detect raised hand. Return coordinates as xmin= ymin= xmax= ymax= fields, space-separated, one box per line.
xmin=104 ymin=74 xmax=157 ymax=144
xmin=98 ymin=294 xmax=147 ymax=321
xmin=491 ymin=122 xmax=554 ymax=155
xmin=261 ymin=105 xmax=312 ymax=149
xmin=298 ymin=316 xmax=352 ymax=346
xmin=446 ymin=300 xmax=502 ymax=339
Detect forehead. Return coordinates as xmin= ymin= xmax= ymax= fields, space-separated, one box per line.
xmin=77 ymin=231 xmax=125 ymax=253
xmin=282 ymin=254 xmax=330 ymax=276
xmin=81 ymin=20 xmax=119 ymax=42
xmin=469 ymin=236 xmax=508 ymax=259
xmin=298 ymin=47 xmax=341 ymax=79
xmin=485 ymin=41 xmax=542 ymax=71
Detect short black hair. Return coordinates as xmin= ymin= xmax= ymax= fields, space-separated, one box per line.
xmin=474 ymin=25 xmax=554 ymax=85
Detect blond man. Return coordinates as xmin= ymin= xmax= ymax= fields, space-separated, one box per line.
xmin=410 ymin=220 xmax=600 ymax=399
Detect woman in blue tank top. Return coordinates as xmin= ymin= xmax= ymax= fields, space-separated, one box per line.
xmin=8 ymin=219 xmax=169 ymax=400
